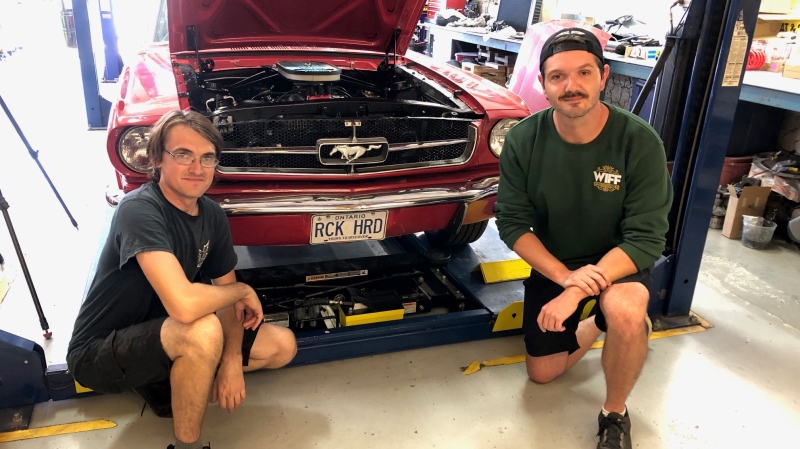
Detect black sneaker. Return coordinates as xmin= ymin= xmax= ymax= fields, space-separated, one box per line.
xmin=166 ymin=445 xmax=211 ymax=449
xmin=596 ymin=410 xmax=632 ymax=449
xmin=135 ymin=378 xmax=173 ymax=418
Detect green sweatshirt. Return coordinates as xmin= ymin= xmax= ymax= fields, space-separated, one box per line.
xmin=495 ymin=102 xmax=673 ymax=271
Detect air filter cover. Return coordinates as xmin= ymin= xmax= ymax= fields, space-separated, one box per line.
xmin=276 ymin=61 xmax=342 ymax=82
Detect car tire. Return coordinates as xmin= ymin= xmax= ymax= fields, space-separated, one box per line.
xmin=425 ymin=220 xmax=489 ymax=247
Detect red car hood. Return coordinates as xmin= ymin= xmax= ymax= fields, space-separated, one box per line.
xmin=168 ymin=0 xmax=425 ymax=55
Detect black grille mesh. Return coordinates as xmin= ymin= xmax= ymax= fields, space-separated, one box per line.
xmin=217 ymin=118 xmax=471 ymax=172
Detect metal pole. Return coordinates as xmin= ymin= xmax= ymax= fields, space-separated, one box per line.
xmin=632 ymin=36 xmax=677 ymax=117
xmin=0 ymin=95 xmax=79 ymax=230
xmin=0 ymin=189 xmax=52 ymax=339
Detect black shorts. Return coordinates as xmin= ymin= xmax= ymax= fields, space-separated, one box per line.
xmin=523 ymin=267 xmax=652 ymax=358
xmin=69 ymin=317 xmax=262 ymax=394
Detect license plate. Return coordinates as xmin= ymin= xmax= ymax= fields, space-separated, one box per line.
xmin=310 ymin=211 xmax=388 ymax=244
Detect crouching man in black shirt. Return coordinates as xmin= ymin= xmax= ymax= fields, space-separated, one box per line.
xmin=67 ymin=110 xmax=297 ymax=449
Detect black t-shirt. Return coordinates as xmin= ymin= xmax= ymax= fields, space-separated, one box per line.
xmin=67 ymin=183 xmax=238 ymax=354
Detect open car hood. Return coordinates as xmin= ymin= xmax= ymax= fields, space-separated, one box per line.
xmin=168 ymin=0 xmax=426 ymax=55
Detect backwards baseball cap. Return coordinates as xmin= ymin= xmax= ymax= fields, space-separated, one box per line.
xmin=539 ymin=27 xmax=605 ymax=71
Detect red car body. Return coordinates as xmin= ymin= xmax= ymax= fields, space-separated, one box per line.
xmin=106 ymin=0 xmax=529 ymax=246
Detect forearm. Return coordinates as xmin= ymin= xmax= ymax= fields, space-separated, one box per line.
xmin=216 ymin=305 xmax=244 ymax=363
xmin=595 ymin=247 xmax=638 ymax=282
xmin=512 ymin=232 xmax=571 ymax=285
xmin=175 ymin=281 xmax=252 ymax=323
xmin=137 ymin=251 xmax=255 ymax=324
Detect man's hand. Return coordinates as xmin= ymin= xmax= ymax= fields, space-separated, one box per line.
xmin=560 ymin=264 xmax=611 ymax=297
xmin=211 ymin=358 xmax=246 ymax=413
xmin=537 ymin=287 xmax=585 ymax=332
xmin=234 ymin=286 xmax=263 ymax=331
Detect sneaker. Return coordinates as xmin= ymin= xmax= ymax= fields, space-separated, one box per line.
xmin=135 ymin=379 xmax=172 ymax=418
xmin=166 ymin=445 xmax=211 ymax=449
xmin=596 ymin=410 xmax=632 ymax=449
xmin=645 ymin=315 xmax=653 ymax=339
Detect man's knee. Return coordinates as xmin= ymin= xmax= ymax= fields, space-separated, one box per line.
xmin=600 ymin=283 xmax=649 ymax=332
xmin=264 ymin=326 xmax=298 ymax=366
xmin=526 ymin=355 xmax=566 ymax=384
xmin=162 ymin=314 xmax=224 ymax=362
xmin=250 ymin=325 xmax=297 ymax=369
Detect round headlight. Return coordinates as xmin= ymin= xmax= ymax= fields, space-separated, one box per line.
xmin=118 ymin=126 xmax=152 ymax=173
xmin=489 ymin=118 xmax=520 ymax=157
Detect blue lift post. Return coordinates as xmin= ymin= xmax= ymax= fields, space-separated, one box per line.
xmin=652 ymin=0 xmax=761 ymax=324
xmin=99 ymin=0 xmax=123 ymax=83
xmin=72 ymin=0 xmax=111 ymax=128
xmin=0 ymin=0 xmax=765 ymax=423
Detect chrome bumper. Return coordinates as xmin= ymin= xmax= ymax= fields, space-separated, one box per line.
xmin=106 ymin=177 xmax=499 ymax=215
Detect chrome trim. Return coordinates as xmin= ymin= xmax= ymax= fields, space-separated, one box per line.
xmin=105 ymin=176 xmax=498 ymax=212
xmin=389 ymin=139 xmax=469 ymax=151
xmin=217 ymin=177 xmax=498 ymax=215
xmin=223 ymin=147 xmax=318 ymax=154
xmin=218 ymin=139 xmax=470 ymax=156
xmin=472 ymin=176 xmax=500 ymax=189
xmin=356 ymin=126 xmax=477 ymax=174
xmin=216 ymin=125 xmax=478 ymax=176
xmin=317 ymin=137 xmax=389 ymax=166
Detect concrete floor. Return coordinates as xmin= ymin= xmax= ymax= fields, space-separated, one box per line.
xmin=2 ymin=2 xmax=800 ymax=448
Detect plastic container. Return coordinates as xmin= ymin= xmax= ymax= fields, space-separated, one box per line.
xmin=719 ymin=156 xmax=753 ymax=187
xmin=741 ymin=217 xmax=777 ymax=249
xmin=455 ymin=52 xmax=479 ymax=62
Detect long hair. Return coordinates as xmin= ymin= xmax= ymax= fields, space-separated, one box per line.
xmin=146 ymin=110 xmax=223 ymax=182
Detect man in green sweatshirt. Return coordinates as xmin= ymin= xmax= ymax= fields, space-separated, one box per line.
xmin=495 ymin=28 xmax=673 ymax=449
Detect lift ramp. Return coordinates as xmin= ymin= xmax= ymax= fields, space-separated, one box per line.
xmin=233 ymin=225 xmax=526 ymax=366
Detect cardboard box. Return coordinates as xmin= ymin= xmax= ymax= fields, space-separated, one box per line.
xmin=484 ymin=61 xmax=507 ymax=74
xmin=721 ymin=185 xmax=773 ymax=239
xmin=784 ymin=59 xmax=800 ymax=79
xmin=461 ymin=61 xmax=507 ymax=86
xmin=754 ymin=16 xmax=800 ymax=39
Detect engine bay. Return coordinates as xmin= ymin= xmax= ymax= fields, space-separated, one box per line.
xmin=178 ymin=60 xmax=476 ymax=119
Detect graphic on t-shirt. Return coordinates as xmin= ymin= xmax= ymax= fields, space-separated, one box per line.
xmin=197 ymin=241 xmax=210 ymax=268
xmin=593 ymin=165 xmax=622 ymax=192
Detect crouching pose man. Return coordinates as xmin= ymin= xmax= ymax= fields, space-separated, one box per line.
xmin=495 ymin=28 xmax=673 ymax=448
xmin=68 ymin=110 xmax=297 ymax=449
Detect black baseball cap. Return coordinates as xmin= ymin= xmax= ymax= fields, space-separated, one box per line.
xmin=539 ymin=27 xmax=605 ymax=71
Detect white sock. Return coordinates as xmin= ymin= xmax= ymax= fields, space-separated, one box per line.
xmin=602 ymin=406 xmax=627 ymax=417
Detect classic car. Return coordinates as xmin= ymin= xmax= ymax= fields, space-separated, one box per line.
xmin=107 ymin=0 xmax=529 ymax=246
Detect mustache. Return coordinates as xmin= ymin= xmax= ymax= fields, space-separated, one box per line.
xmin=559 ymin=92 xmax=588 ymax=101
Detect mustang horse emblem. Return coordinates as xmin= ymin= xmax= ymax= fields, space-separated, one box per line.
xmin=330 ymin=144 xmax=382 ymax=163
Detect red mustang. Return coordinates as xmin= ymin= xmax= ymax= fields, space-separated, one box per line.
xmin=107 ymin=0 xmax=529 ymax=246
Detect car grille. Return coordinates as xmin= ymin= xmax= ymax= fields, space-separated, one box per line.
xmin=216 ymin=117 xmax=475 ymax=174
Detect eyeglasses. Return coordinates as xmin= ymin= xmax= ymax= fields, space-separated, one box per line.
xmin=163 ymin=149 xmax=219 ymax=168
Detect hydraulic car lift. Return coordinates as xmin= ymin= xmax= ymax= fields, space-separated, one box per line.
xmin=1 ymin=0 xmax=763 ymax=432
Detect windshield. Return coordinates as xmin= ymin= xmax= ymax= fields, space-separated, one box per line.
xmin=153 ymin=0 xmax=168 ymax=43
